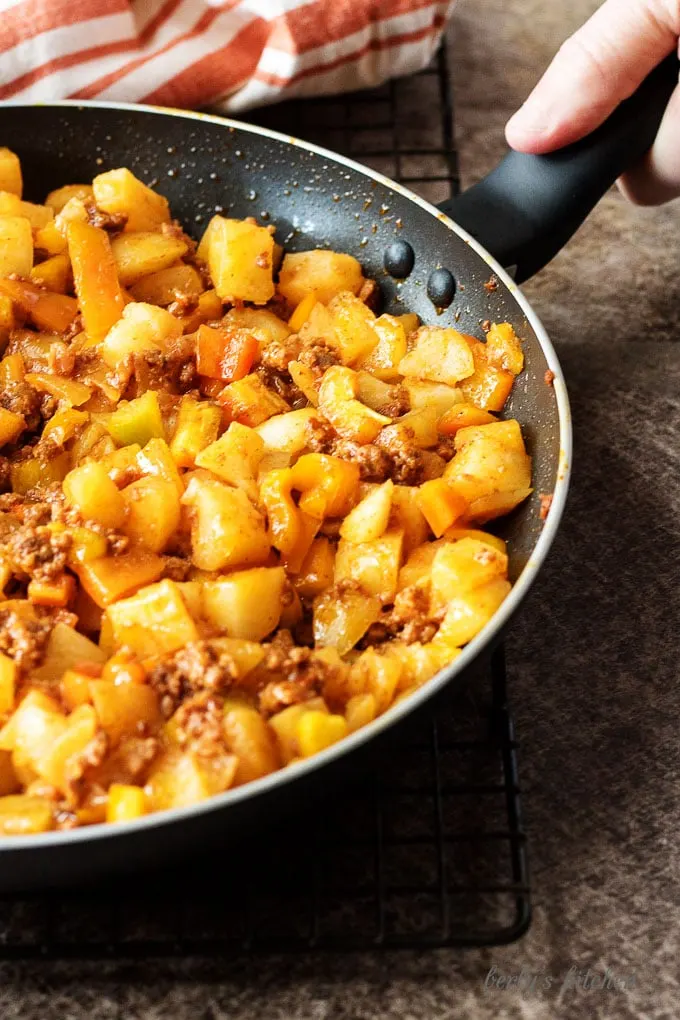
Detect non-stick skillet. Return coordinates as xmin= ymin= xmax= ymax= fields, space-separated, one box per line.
xmin=0 ymin=55 xmax=675 ymax=890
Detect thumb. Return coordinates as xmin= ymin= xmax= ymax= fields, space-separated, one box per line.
xmin=506 ymin=0 xmax=679 ymax=154
xmin=618 ymin=79 xmax=680 ymax=202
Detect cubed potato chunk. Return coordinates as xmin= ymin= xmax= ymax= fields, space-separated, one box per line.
xmin=121 ymin=476 xmax=181 ymax=553
xmin=313 ymin=583 xmax=381 ymax=656
xmin=194 ymin=422 xmax=264 ymax=503
xmin=222 ymin=701 xmax=280 ymax=784
xmin=340 ymin=480 xmax=393 ymax=543
xmin=202 ymin=216 xmax=274 ymax=304
xmin=201 ymin=567 xmax=286 ymax=641
xmin=358 ymin=314 xmax=407 ymax=380
xmin=62 ymin=461 xmax=126 ymax=530
xmin=182 ymin=475 xmax=270 ymax=572
xmin=223 ymin=306 xmax=292 ymax=344
xmin=93 ymin=168 xmax=170 ymax=232
xmin=145 ymin=748 xmax=238 ymax=810
xmin=100 ymin=301 xmax=182 ymax=368
xmin=435 ymin=577 xmax=511 ymax=647
xmin=0 ymin=193 xmax=53 ymax=229
xmin=129 ymin=263 xmax=203 ymax=305
xmin=106 ymin=579 xmax=199 ymax=657
xmin=0 ymin=216 xmax=32 ymax=277
xmin=77 ymin=551 xmax=165 ymax=608
xmin=278 ymin=250 xmax=364 ymax=306
xmin=0 ymin=795 xmax=54 ymax=835
xmin=399 ymin=326 xmax=475 ymax=385
xmin=328 ymin=291 xmax=379 ymax=364
xmin=0 ymin=149 xmax=22 ymax=197
xmin=430 ymin=537 xmax=508 ymax=611
xmin=405 ymin=380 xmax=464 ymax=417
xmin=335 ymin=529 xmax=404 ymax=604
xmin=318 ymin=365 xmax=391 ymax=444
xmin=91 ymin=681 xmax=161 ymax=747
xmin=111 ymin=231 xmax=188 ymax=286
xmin=29 ymin=253 xmax=72 ymax=294
xmin=32 ymin=622 xmax=106 ymax=685
xmin=45 ymin=183 xmax=93 ymax=213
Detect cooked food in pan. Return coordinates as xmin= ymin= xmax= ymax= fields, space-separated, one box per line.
xmin=0 ymin=150 xmax=531 ymax=833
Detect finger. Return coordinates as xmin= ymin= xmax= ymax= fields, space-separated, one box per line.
xmin=505 ymin=0 xmax=679 ymax=154
xmin=618 ymin=78 xmax=680 ymax=203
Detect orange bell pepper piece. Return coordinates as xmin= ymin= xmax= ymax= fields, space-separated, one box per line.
xmin=416 ymin=478 xmax=467 ymax=537
xmin=27 ymin=574 xmax=76 ymax=608
xmin=196 ymin=324 xmax=259 ymax=383
xmin=221 ymin=330 xmax=259 ymax=383
xmin=195 ymin=324 xmax=227 ymax=380
xmin=291 ymin=454 xmax=360 ymax=519
xmin=67 ymin=221 xmax=125 ymax=341
xmin=259 ymin=468 xmax=301 ymax=557
xmin=76 ymin=550 xmax=165 ymax=608
xmin=438 ymin=403 xmax=497 ymax=436
xmin=0 ymin=277 xmax=78 ymax=333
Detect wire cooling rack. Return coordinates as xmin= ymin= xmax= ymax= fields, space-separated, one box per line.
xmin=0 ymin=47 xmax=530 ymax=957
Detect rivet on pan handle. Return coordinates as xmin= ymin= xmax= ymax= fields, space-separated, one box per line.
xmin=439 ymin=54 xmax=679 ymax=283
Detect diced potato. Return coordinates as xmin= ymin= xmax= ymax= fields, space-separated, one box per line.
xmin=202 ymin=567 xmax=286 ymax=641
xmin=146 ymin=746 xmax=238 ymax=811
xmin=278 ymin=250 xmax=364 ymax=306
xmin=224 ymin=306 xmax=292 ymax=344
xmin=463 ymin=488 xmax=533 ymax=523
xmin=219 ymin=373 xmax=290 ymax=428
xmin=195 ymin=422 xmax=264 ymax=503
xmin=298 ymin=302 xmax=338 ymax=349
xmin=296 ymin=711 xmax=347 ymax=757
xmin=0 ymin=193 xmax=52 ymax=229
xmin=444 ymin=528 xmax=507 ymax=555
xmin=67 ymin=221 xmax=125 ymax=340
xmin=340 ymin=480 xmax=393 ymax=543
xmin=399 ymin=326 xmax=475 ymax=385
xmin=435 ymin=577 xmax=511 ymax=647
xmin=348 ymin=648 xmax=402 ymax=714
xmin=398 ymin=539 xmax=446 ymax=591
xmin=0 ymin=277 xmax=77 ymax=332
xmin=328 ymin=291 xmax=378 ymax=364
xmin=91 ymin=680 xmax=160 ymax=747
xmin=203 ymin=216 xmax=274 ymax=304
xmin=30 ymin=253 xmax=72 ymax=294
xmin=107 ymin=783 xmax=147 ymax=822
xmin=63 ymin=461 xmax=127 ymax=529
xmin=454 ymin=419 xmax=526 ymax=452
xmin=222 ymin=701 xmax=280 ymax=785
xmin=294 ymin=537 xmax=336 ymax=599
xmin=385 ymin=640 xmax=461 ymax=690
xmin=430 ymin=538 xmax=508 ymax=611
xmin=207 ymin=638 xmax=265 ymax=679
xmin=0 ymin=752 xmax=19 ymax=796
xmin=45 ymin=183 xmax=93 ymax=213
xmin=397 ymin=312 xmax=420 ymax=334
xmin=170 ymin=395 xmax=221 ymax=468
xmin=136 ymin=437 xmax=185 ymax=496
xmin=111 ymin=231 xmax=188 ymax=286
xmin=383 ymin=407 xmax=439 ymax=449
xmin=106 ymin=579 xmax=199 ymax=657
xmin=77 ymin=550 xmax=165 ymax=608
xmin=11 ymin=451 xmax=71 ymax=495
xmin=0 ymin=216 xmax=32 ymax=277
xmin=358 ymin=314 xmax=407 ymax=380
xmin=0 ymin=690 xmax=65 ymax=765
xmin=318 ymin=366 xmax=391 ymax=444
xmin=313 ymin=583 xmax=381 ymax=656
xmin=416 ymin=478 xmax=467 ymax=537
xmin=0 ymin=795 xmax=54 ymax=835
xmin=355 ymin=372 xmax=400 ymax=415
xmin=444 ymin=421 xmax=532 ymax=520
xmin=178 ymin=288 xmax=223 ymax=333
xmin=288 ymin=360 xmax=319 ymax=406
xmin=335 ymin=529 xmax=404 ymax=604
xmin=255 ymin=408 xmax=317 ymax=457
xmin=100 ymin=301 xmax=182 ymax=368
xmin=390 ymin=485 xmax=430 ymax=554
xmin=37 ymin=703 xmax=98 ymax=793
xmin=93 ymin=168 xmax=170 ymax=232
xmin=61 ymin=668 xmax=96 ymax=710
xmin=182 ymin=475 xmax=270 ymax=572
xmin=130 ymin=263 xmax=203 ymax=305
xmin=0 ymin=407 xmax=25 ymax=447
xmin=0 ymin=654 xmax=16 ymax=715
xmin=30 ymin=623 xmax=104 ymax=688
xmin=0 ymin=149 xmax=22 ymax=197
xmin=122 ymin=476 xmax=181 ymax=553
xmin=405 ymin=379 xmax=464 ymax=417
xmin=485 ymin=322 xmax=524 ymax=375
xmin=268 ymin=699 xmax=329 ymax=764
xmin=345 ymin=693 xmax=377 ymax=732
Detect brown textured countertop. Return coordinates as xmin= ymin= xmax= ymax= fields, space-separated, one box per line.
xmin=2 ymin=1 xmax=679 ymax=1017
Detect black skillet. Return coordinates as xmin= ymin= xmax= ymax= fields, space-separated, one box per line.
xmin=0 ymin=55 xmax=675 ymax=890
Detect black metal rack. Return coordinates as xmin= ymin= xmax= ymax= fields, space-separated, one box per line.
xmin=0 ymin=46 xmax=530 ymax=958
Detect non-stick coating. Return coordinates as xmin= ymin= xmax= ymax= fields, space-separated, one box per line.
xmin=0 ymin=104 xmax=564 ymax=888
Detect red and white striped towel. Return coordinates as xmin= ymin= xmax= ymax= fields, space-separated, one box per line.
xmin=0 ymin=0 xmax=455 ymax=110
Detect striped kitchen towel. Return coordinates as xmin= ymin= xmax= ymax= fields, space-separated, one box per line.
xmin=0 ymin=0 xmax=455 ymax=109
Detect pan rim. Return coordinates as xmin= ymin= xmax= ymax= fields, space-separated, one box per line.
xmin=0 ymin=100 xmax=572 ymax=851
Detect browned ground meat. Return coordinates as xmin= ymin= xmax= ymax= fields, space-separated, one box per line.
xmin=307 ymin=415 xmax=427 ymax=484
xmin=0 ymin=606 xmax=51 ymax=672
xmin=375 ymin=426 xmax=426 ymax=485
xmin=167 ymin=292 xmax=199 ymax=317
xmin=160 ymin=556 xmax=192 ymax=582
xmin=133 ymin=349 xmax=197 ymax=394
xmin=147 ymin=640 xmax=240 ymax=718
xmin=85 ymin=201 xmax=127 ymax=232
xmin=259 ymin=334 xmax=302 ymax=374
xmin=333 ymin=438 xmax=393 ymax=482
xmin=62 ymin=729 xmax=109 ymax=807
xmin=297 ymin=340 xmax=340 ymax=378
xmin=435 ymin=436 xmax=457 ymax=462
xmin=1 ymin=523 xmax=72 ymax=581
xmin=378 ymin=385 xmax=410 ymax=419
xmin=174 ymin=691 xmax=227 ymax=757
xmin=0 ymin=380 xmax=41 ymax=430
xmin=257 ymin=629 xmax=340 ymax=716
xmin=363 ymin=585 xmax=444 ymax=646
xmin=255 ymin=364 xmax=306 ymax=407
xmin=358 ymin=277 xmax=381 ymax=314
xmin=305 ymin=415 xmax=338 ymax=454
xmin=0 ymin=457 xmax=10 ymax=492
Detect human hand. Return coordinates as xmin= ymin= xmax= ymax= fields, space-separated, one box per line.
xmin=505 ymin=0 xmax=680 ymax=205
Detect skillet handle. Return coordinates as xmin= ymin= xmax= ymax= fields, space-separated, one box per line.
xmin=439 ymin=54 xmax=679 ymax=283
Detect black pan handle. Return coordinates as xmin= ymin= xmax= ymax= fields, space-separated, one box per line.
xmin=439 ymin=54 xmax=679 ymax=282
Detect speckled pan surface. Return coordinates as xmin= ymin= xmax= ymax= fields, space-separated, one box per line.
xmin=0 ymin=102 xmax=570 ymax=887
